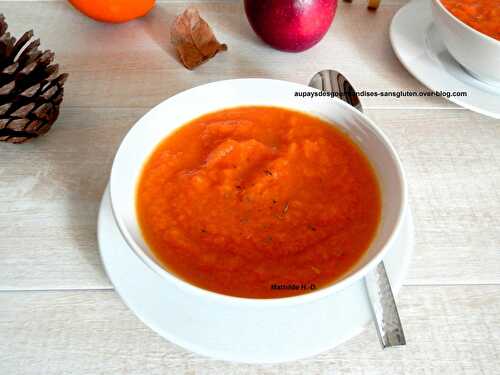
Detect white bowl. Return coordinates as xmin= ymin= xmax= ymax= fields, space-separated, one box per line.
xmin=431 ymin=0 xmax=500 ymax=85
xmin=109 ymin=78 xmax=407 ymax=307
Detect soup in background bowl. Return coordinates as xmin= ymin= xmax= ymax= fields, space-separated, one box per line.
xmin=109 ymin=78 xmax=406 ymax=306
xmin=431 ymin=0 xmax=500 ymax=85
xmin=441 ymin=0 xmax=500 ymax=41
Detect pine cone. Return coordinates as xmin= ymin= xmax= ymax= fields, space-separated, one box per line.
xmin=0 ymin=14 xmax=68 ymax=143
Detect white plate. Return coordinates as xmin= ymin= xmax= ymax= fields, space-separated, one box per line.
xmin=390 ymin=0 xmax=500 ymax=119
xmin=98 ymin=185 xmax=415 ymax=363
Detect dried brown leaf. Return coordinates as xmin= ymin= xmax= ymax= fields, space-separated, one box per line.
xmin=170 ymin=7 xmax=227 ymax=70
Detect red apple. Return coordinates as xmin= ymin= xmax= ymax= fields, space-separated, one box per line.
xmin=244 ymin=0 xmax=338 ymax=52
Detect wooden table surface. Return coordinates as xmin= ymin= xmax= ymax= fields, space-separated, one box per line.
xmin=1 ymin=0 xmax=499 ymax=374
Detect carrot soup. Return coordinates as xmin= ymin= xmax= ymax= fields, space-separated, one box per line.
xmin=441 ymin=0 xmax=500 ymax=41
xmin=136 ymin=106 xmax=381 ymax=298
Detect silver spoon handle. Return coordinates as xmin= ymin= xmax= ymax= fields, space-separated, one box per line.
xmin=308 ymin=69 xmax=406 ymax=348
xmin=364 ymin=262 xmax=406 ymax=347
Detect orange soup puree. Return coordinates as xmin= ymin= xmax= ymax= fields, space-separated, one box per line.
xmin=441 ymin=0 xmax=500 ymax=41
xmin=137 ymin=106 xmax=381 ymax=298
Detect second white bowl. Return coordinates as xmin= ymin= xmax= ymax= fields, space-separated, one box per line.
xmin=431 ymin=0 xmax=500 ymax=85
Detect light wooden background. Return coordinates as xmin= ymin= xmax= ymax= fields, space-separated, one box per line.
xmin=1 ymin=0 xmax=499 ymax=374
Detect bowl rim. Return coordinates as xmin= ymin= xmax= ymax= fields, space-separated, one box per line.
xmin=432 ymin=0 xmax=500 ymax=46
xmin=109 ymin=78 xmax=408 ymax=307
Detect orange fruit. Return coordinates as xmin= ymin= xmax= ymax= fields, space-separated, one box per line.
xmin=69 ymin=0 xmax=155 ymax=23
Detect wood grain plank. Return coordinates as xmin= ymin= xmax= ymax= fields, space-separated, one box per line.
xmin=1 ymin=285 xmax=499 ymax=374
xmin=1 ymin=108 xmax=499 ymax=290
xmin=367 ymin=109 xmax=500 ymax=285
xmin=0 ymin=108 xmax=141 ymax=290
xmin=0 ymin=1 xmax=455 ymax=109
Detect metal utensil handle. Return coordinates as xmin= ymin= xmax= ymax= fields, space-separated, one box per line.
xmin=365 ymin=262 xmax=406 ymax=347
xmin=308 ymin=69 xmax=406 ymax=348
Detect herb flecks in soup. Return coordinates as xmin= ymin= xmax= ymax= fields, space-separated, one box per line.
xmin=441 ymin=0 xmax=500 ymax=41
xmin=137 ymin=106 xmax=381 ymax=298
